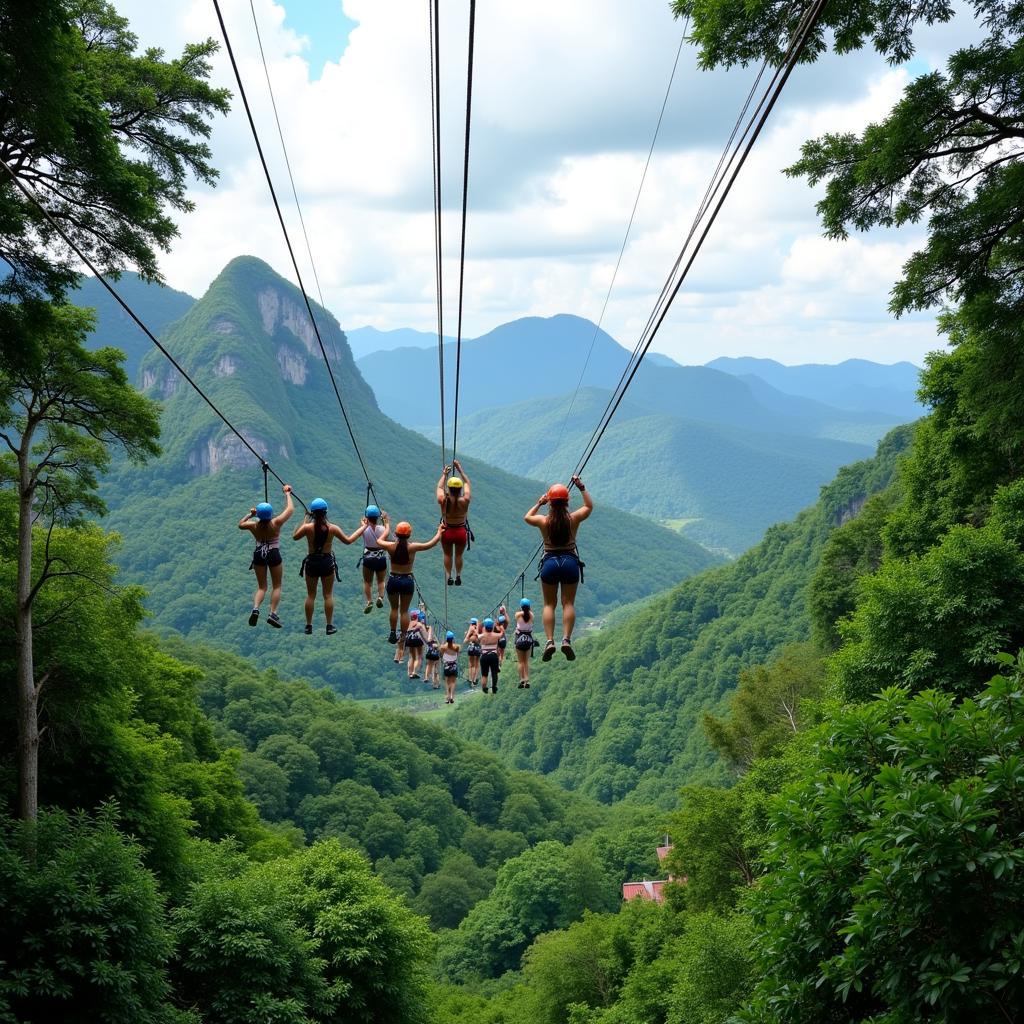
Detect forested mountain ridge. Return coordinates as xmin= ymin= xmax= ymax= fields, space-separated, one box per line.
xmin=449 ymin=424 xmax=914 ymax=805
xmin=98 ymin=256 xmax=718 ymax=698
xmin=448 ymin=387 xmax=876 ymax=553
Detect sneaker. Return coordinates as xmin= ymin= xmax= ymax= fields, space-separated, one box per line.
xmin=542 ymin=640 xmax=556 ymax=662
xmin=447 ymin=577 xmax=454 ymax=586
xmin=524 ymin=681 xmax=530 ymax=688
xmin=326 ymin=623 xmax=337 ymax=635
xmin=561 ymin=638 xmax=575 ymax=661
xmin=364 ymin=601 xmax=373 ymax=614
xmin=454 ymin=576 xmax=462 ymax=586
xmin=518 ymin=680 xmax=525 ymax=689
xmin=267 ymin=612 xmax=282 ymax=629
xmin=411 ymin=673 xmax=420 ymax=679
xmin=387 ymin=630 xmax=398 ymax=644
xmin=482 ymin=685 xmax=489 ymax=694
xmin=376 ymin=596 xmax=384 ymax=608
xmin=304 ymin=624 xmax=313 ymax=635
xmin=248 ymin=608 xmax=260 ymax=627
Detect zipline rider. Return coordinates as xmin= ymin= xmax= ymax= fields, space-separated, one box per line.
xmin=376 ymin=520 xmax=442 ymax=645
xmin=437 ymin=459 xmax=472 ymax=586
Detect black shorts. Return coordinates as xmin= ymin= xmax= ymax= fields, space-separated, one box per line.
xmin=361 ymin=550 xmax=387 ymax=571
xmin=481 ymin=651 xmax=500 ymax=679
xmin=301 ymin=552 xmax=336 ymax=578
xmin=515 ymin=633 xmax=535 ymax=651
xmin=426 ymin=647 xmax=440 ymax=661
xmin=405 ymin=634 xmax=424 ymax=648
xmin=443 ymin=663 xmax=459 ymax=678
xmin=251 ymin=547 xmax=282 ymax=569
xmin=386 ymin=573 xmax=416 ymax=596
xmin=498 ymin=636 xmax=507 ymax=649
xmin=466 ymin=644 xmax=482 ymax=658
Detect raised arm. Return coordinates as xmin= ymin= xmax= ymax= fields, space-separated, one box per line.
xmin=292 ymin=516 xmax=311 ymax=541
xmin=571 ymin=476 xmax=593 ymax=522
xmin=436 ymin=465 xmax=451 ymax=504
xmin=376 ymin=535 xmax=399 ymax=554
xmin=524 ymin=493 xmax=548 ymax=528
xmin=274 ymin=485 xmax=295 ymax=527
xmin=239 ymin=507 xmax=257 ymax=532
xmin=453 ymin=459 xmax=471 ymax=501
xmin=330 ymin=523 xmax=354 ymax=544
xmin=341 ymin=519 xmax=366 ymax=546
xmin=411 ymin=525 xmax=444 ymax=552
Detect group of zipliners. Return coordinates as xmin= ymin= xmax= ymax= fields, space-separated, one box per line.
xmin=238 ymin=458 xmax=594 ymax=693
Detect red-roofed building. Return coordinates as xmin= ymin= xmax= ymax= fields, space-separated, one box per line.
xmin=622 ymin=837 xmax=678 ymax=904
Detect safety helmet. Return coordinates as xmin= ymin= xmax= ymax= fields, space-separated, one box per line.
xmin=446 ymin=630 xmax=455 ymax=641
xmin=255 ymin=502 xmax=273 ymax=521
xmin=520 ymin=598 xmax=531 ymax=609
xmin=470 ymin=617 xmax=478 ymax=625
xmin=365 ymin=504 xmax=380 ymax=518
xmin=395 ymin=521 xmax=412 ymax=536
xmin=483 ymin=617 xmax=495 ymax=630
xmin=410 ymin=609 xmax=419 ymax=620
xmin=310 ymin=498 xmax=329 ymax=512
xmin=547 ymin=483 xmax=570 ymax=502
xmin=498 ymin=615 xmax=506 ymax=624
xmin=447 ymin=477 xmax=464 ymax=490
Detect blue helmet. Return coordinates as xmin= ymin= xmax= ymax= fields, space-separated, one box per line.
xmin=520 ymin=598 xmax=531 ymax=609
xmin=470 ymin=618 xmax=478 ymax=625
xmin=365 ymin=504 xmax=380 ymax=518
xmin=255 ymin=502 xmax=273 ymax=521
xmin=498 ymin=614 xmax=506 ymax=624
xmin=446 ymin=630 xmax=455 ymax=641
xmin=310 ymin=498 xmax=328 ymax=513
xmin=483 ymin=617 xmax=495 ymax=630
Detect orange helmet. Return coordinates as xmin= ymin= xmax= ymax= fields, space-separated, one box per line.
xmin=395 ymin=521 xmax=412 ymax=537
xmin=547 ymin=483 xmax=570 ymax=502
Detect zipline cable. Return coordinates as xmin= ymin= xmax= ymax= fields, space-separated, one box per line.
xmin=212 ymin=0 xmax=378 ymax=501
xmin=548 ymin=28 xmax=688 ymax=472
xmin=429 ymin=0 xmax=449 ymax=630
xmin=0 ymin=157 xmax=309 ymax=513
xmin=449 ymin=0 xmax=477 ymax=466
xmin=485 ymin=0 xmax=828 ymax=612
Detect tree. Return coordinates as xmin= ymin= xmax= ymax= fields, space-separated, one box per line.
xmin=740 ymin=662 xmax=1024 ymax=1024
xmin=0 ymin=305 xmax=160 ymax=819
xmin=702 ymin=643 xmax=824 ymax=772
xmin=0 ymin=807 xmax=177 ymax=1024
xmin=0 ymin=0 xmax=229 ymax=308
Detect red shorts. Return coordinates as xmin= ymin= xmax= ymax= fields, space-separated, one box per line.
xmin=442 ymin=524 xmax=468 ymax=546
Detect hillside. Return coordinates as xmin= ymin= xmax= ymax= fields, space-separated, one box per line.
xmin=97 ymin=257 xmax=719 ymax=699
xmin=708 ymin=355 xmax=923 ymax=419
xmin=448 ymin=424 xmax=914 ymax=806
xmin=75 ymin=272 xmax=196 ymax=381
xmin=449 ymin=387 xmax=873 ymax=553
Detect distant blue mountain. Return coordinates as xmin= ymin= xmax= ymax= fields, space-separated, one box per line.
xmin=707 ymin=355 xmax=923 ymax=419
xmin=346 ymin=325 xmax=456 ymax=359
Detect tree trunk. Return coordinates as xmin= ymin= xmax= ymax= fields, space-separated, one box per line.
xmin=15 ymin=450 xmax=37 ymax=821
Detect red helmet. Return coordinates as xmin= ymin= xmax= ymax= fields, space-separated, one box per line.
xmin=547 ymin=483 xmax=570 ymax=502
xmin=395 ymin=521 xmax=412 ymax=537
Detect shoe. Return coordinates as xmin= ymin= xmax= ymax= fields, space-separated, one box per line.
xmin=454 ymin=576 xmax=462 ymax=586
xmin=267 ymin=612 xmax=282 ymax=629
xmin=388 ymin=630 xmax=398 ymax=644
xmin=561 ymin=638 xmax=575 ymax=661
xmin=482 ymin=685 xmax=489 ymax=694
xmin=304 ymin=624 xmax=313 ymax=635
xmin=447 ymin=577 xmax=454 ymax=586
xmin=376 ymin=596 xmax=384 ymax=608
xmin=248 ymin=608 xmax=260 ymax=626
xmin=364 ymin=601 xmax=373 ymax=614
xmin=524 ymin=681 xmax=530 ymax=688
xmin=411 ymin=673 xmax=420 ymax=679
xmin=326 ymin=623 xmax=337 ymax=635
xmin=518 ymin=680 xmax=525 ymax=689
xmin=542 ymin=640 xmax=555 ymax=662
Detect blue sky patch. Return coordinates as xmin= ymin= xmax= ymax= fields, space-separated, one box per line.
xmin=282 ymin=0 xmax=358 ymax=78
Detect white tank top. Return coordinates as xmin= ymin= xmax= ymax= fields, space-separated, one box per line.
xmin=442 ymin=649 xmax=459 ymax=666
xmin=516 ymin=617 xmax=534 ymax=635
xmin=363 ymin=523 xmax=385 ymax=549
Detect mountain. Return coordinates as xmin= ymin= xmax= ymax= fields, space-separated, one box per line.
xmin=707 ymin=355 xmax=923 ymax=419
xmin=74 ymin=272 xmax=196 ymax=381
xmin=357 ymin=314 xmax=903 ymax=443
xmin=449 ymin=388 xmax=873 ymax=553
xmin=99 ymin=257 xmax=719 ymax=699
xmin=346 ymin=325 xmax=456 ymax=359
xmin=448 ymin=424 xmax=914 ymax=806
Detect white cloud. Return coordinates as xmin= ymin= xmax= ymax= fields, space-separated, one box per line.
xmin=109 ymin=0 xmax=973 ymax=366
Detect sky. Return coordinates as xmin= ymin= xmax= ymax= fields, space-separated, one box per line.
xmin=111 ymin=0 xmax=973 ymax=366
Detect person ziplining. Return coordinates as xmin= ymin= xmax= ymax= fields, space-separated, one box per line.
xmin=436 ymin=460 xmax=472 ymax=586
xmin=514 ymin=599 xmax=537 ymax=688
xmin=376 ymin=520 xmax=443 ymax=647
xmin=239 ymin=483 xmax=294 ymax=628
xmin=525 ymin=476 xmax=592 ymax=661
xmin=358 ymin=504 xmax=389 ymax=613
xmin=441 ymin=631 xmax=461 ymax=704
